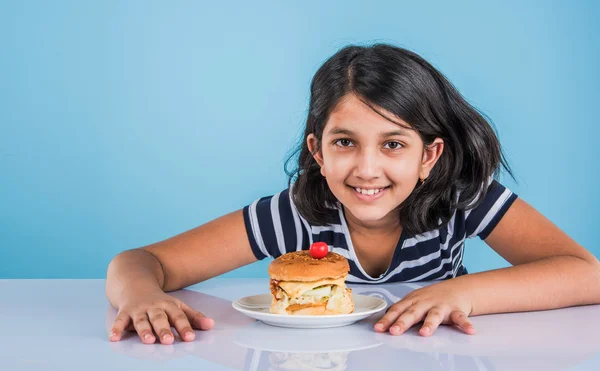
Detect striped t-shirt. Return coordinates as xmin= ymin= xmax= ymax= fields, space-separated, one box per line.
xmin=242 ymin=179 xmax=518 ymax=284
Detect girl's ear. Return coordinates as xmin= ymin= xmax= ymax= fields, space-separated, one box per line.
xmin=307 ymin=133 xmax=325 ymax=168
xmin=420 ymin=138 xmax=444 ymax=179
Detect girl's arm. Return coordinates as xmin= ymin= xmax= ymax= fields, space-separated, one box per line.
xmin=464 ymin=197 xmax=600 ymax=314
xmin=138 ymin=208 xmax=258 ymax=291
xmin=107 ymin=209 xmax=257 ymax=296
xmin=105 ymin=209 xmax=258 ymax=344
xmin=374 ymin=198 xmax=600 ymax=336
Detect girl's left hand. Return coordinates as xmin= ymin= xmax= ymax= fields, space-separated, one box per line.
xmin=374 ymin=280 xmax=476 ymax=337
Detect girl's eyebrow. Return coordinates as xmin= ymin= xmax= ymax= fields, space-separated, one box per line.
xmin=327 ymin=127 xmax=412 ymax=138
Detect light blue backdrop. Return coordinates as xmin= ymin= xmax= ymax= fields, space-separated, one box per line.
xmin=1 ymin=1 xmax=598 ymax=279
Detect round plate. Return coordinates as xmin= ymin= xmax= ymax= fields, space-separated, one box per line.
xmin=232 ymin=293 xmax=387 ymax=329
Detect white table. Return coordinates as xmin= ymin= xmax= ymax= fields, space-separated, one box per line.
xmin=1 ymin=278 xmax=599 ymax=370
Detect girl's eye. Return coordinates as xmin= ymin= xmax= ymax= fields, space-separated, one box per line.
xmin=334 ymin=139 xmax=354 ymax=147
xmin=384 ymin=141 xmax=403 ymax=150
xmin=334 ymin=139 xmax=403 ymax=149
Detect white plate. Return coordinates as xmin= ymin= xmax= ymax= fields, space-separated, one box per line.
xmin=232 ymin=293 xmax=387 ymax=329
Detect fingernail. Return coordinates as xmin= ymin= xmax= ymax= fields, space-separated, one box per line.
xmin=110 ymin=332 xmax=116 ymax=338
xmin=162 ymin=334 xmax=172 ymax=341
xmin=185 ymin=331 xmax=194 ymax=339
xmin=391 ymin=325 xmax=400 ymax=332
xmin=375 ymin=323 xmax=384 ymax=330
xmin=201 ymin=318 xmax=215 ymax=329
xmin=144 ymin=333 xmax=151 ymax=340
xmin=422 ymin=326 xmax=430 ymax=333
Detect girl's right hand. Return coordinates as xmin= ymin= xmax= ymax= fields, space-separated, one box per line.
xmin=109 ymin=290 xmax=215 ymax=345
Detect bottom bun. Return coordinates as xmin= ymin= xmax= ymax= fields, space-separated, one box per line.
xmin=290 ymin=306 xmax=350 ymax=315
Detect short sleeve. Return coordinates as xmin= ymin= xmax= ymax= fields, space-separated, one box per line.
xmin=464 ymin=179 xmax=518 ymax=240
xmin=242 ymin=188 xmax=310 ymax=260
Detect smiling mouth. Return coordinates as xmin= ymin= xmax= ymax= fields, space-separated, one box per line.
xmin=347 ymin=185 xmax=390 ymax=196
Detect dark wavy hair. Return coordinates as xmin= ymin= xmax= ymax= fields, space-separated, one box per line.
xmin=284 ymin=43 xmax=515 ymax=236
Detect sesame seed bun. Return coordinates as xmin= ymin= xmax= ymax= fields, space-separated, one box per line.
xmin=268 ymin=250 xmax=350 ymax=282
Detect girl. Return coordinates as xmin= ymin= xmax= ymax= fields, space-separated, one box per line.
xmin=106 ymin=44 xmax=600 ymax=345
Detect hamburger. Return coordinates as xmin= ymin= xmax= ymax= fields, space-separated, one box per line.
xmin=268 ymin=250 xmax=354 ymax=315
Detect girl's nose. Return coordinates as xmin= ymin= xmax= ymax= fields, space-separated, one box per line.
xmin=354 ymin=150 xmax=382 ymax=179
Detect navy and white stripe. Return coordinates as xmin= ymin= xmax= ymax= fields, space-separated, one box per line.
xmin=242 ymin=180 xmax=518 ymax=283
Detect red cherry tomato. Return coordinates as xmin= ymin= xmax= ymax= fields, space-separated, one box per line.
xmin=309 ymin=242 xmax=329 ymax=259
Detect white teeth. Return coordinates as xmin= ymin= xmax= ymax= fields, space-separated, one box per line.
xmin=354 ymin=187 xmax=387 ymax=195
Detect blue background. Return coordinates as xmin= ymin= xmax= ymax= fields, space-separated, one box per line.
xmin=1 ymin=0 xmax=598 ymax=279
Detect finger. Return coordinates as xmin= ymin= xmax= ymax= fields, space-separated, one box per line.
xmin=131 ymin=312 xmax=157 ymax=344
xmin=419 ymin=307 xmax=447 ymax=337
xmin=390 ymin=305 xmax=429 ymax=335
xmin=181 ymin=303 xmax=214 ymax=331
xmin=164 ymin=304 xmax=196 ymax=342
xmin=147 ymin=308 xmax=175 ymax=345
xmin=374 ymin=300 xmax=414 ymax=332
xmin=109 ymin=312 xmax=131 ymax=342
xmin=450 ymin=310 xmax=476 ymax=335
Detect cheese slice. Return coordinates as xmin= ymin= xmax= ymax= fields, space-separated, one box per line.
xmin=278 ymin=277 xmax=346 ymax=299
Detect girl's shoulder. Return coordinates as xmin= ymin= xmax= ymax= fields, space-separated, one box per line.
xmin=456 ymin=178 xmax=518 ymax=240
xmin=243 ymin=187 xmax=331 ymax=261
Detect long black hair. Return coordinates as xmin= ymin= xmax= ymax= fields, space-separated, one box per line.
xmin=284 ymin=43 xmax=515 ymax=236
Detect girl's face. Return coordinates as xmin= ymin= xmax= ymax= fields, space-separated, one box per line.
xmin=308 ymin=94 xmax=444 ymax=228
